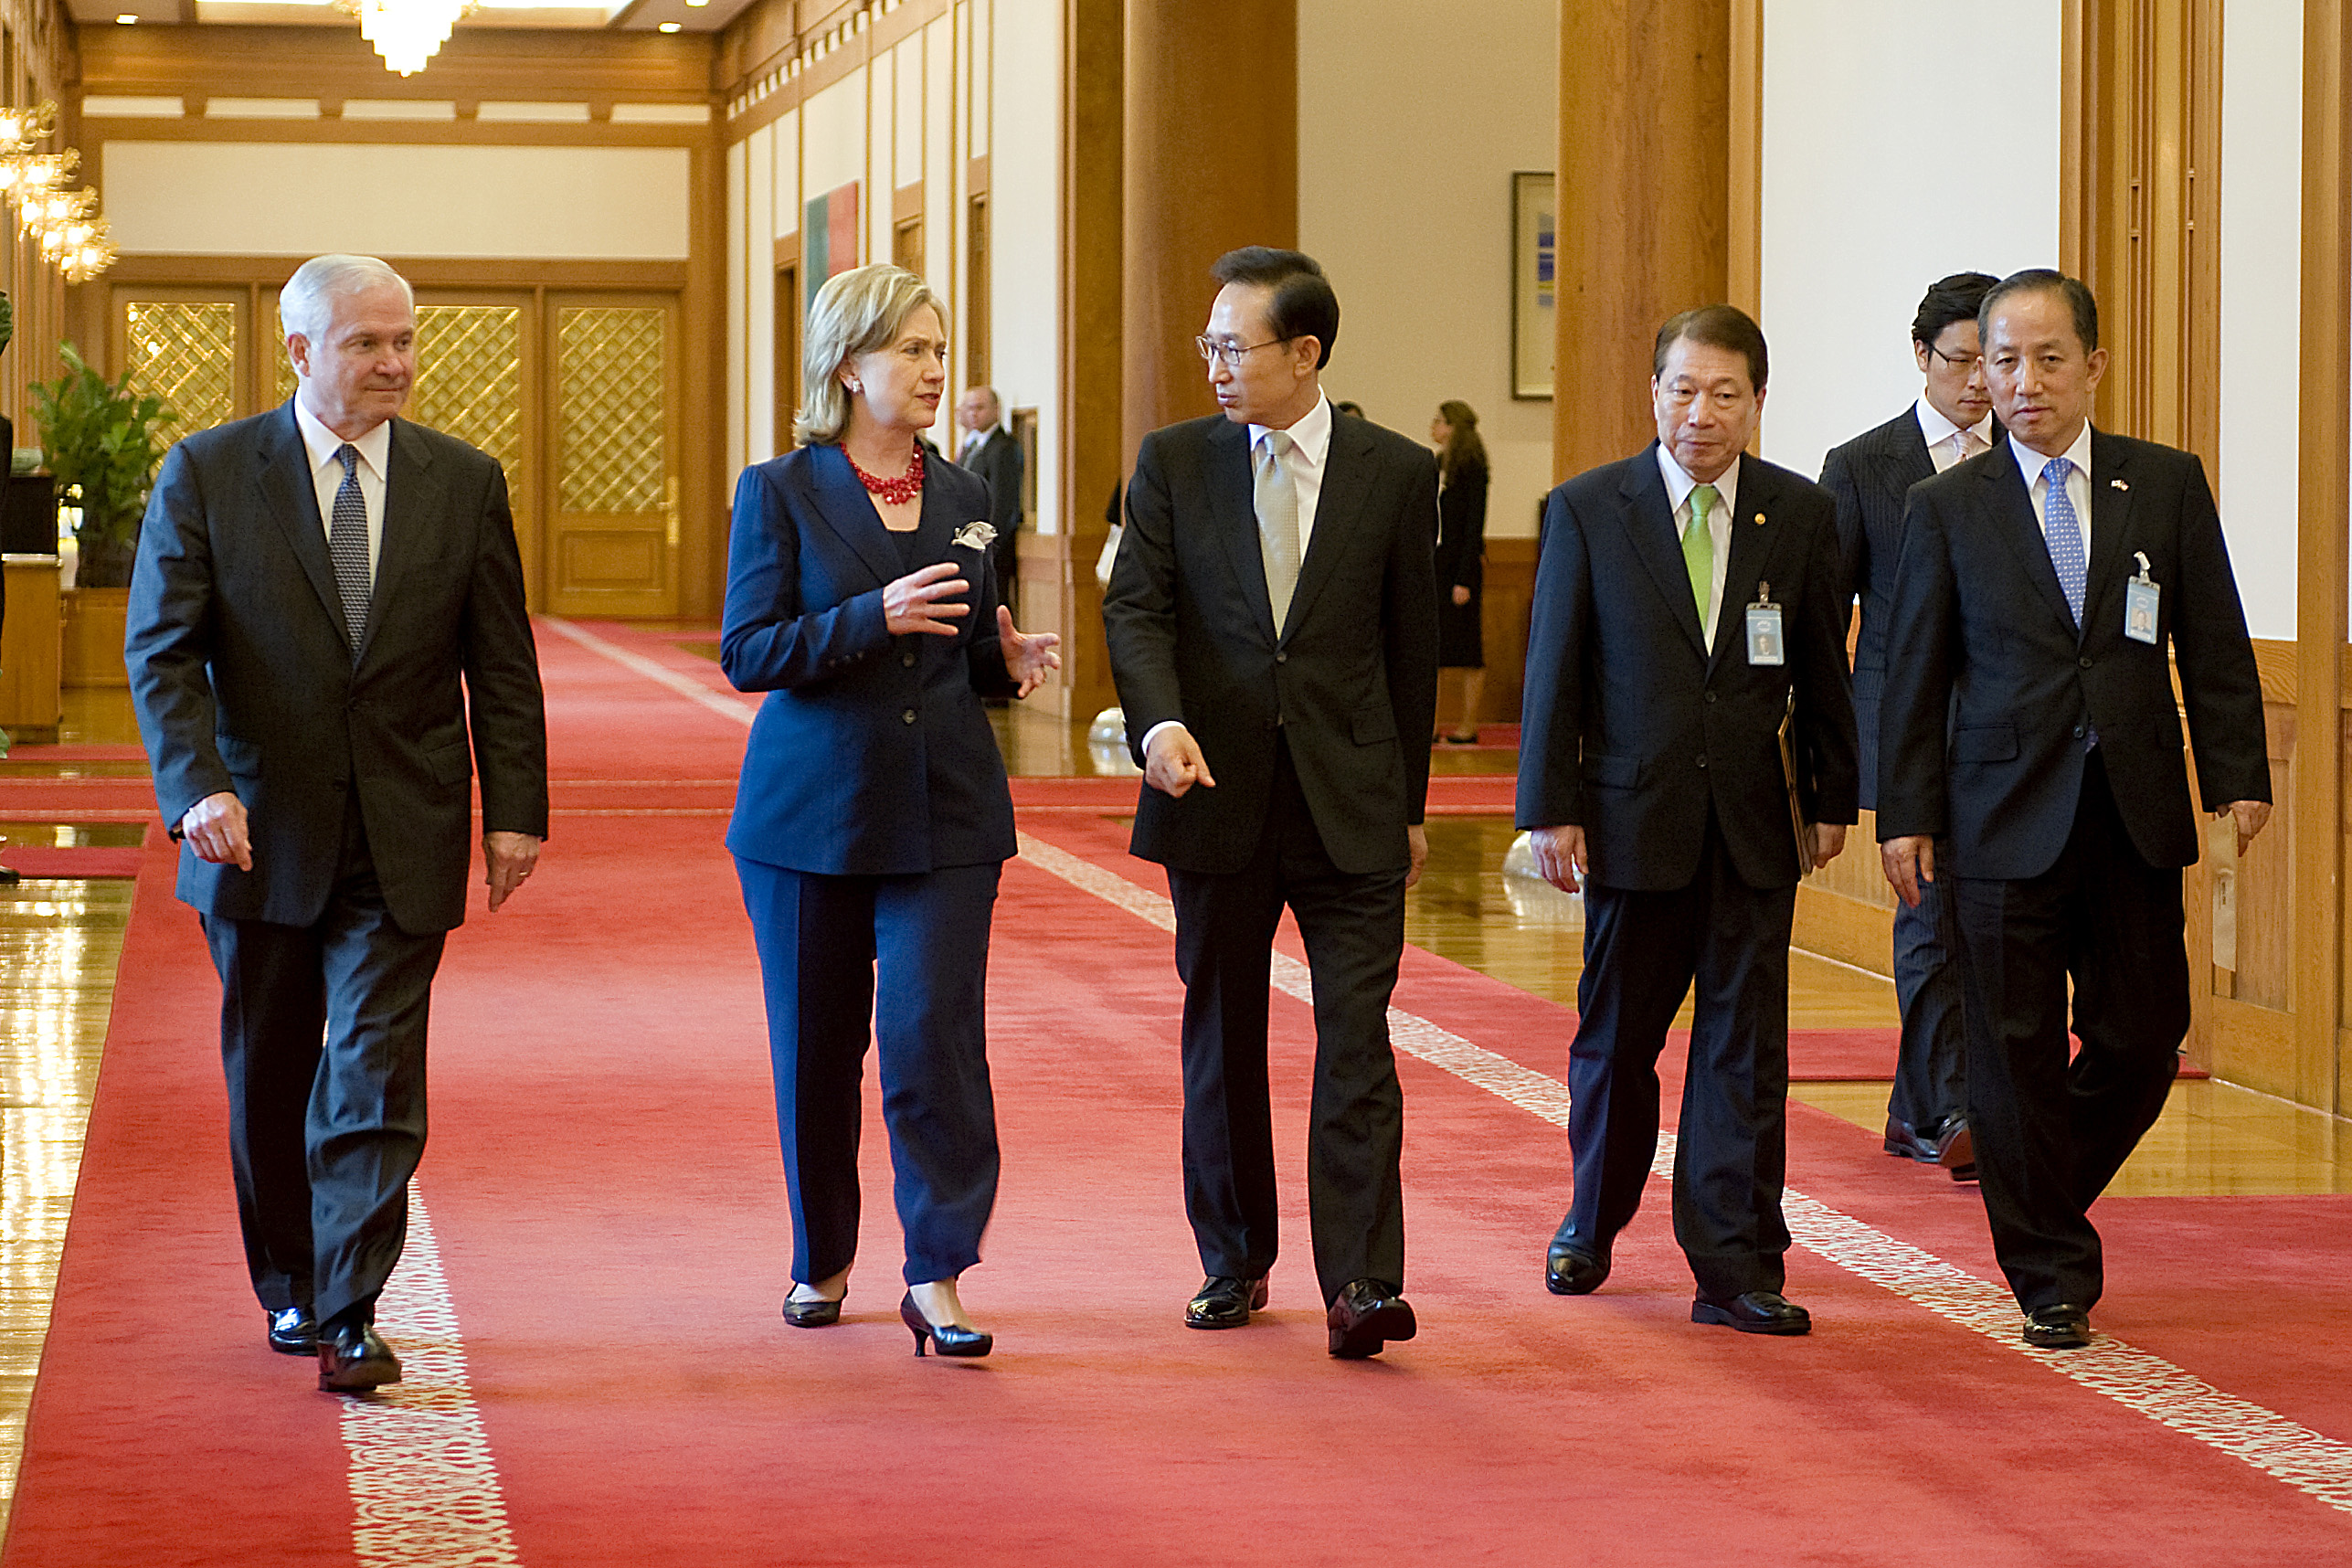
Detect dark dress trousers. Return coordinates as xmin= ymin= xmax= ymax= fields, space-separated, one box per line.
xmin=723 ymin=440 xmax=1019 ymax=1287
xmin=1434 ymin=461 xmax=1488 ymax=669
xmin=126 ymin=402 xmax=548 ymax=1330
xmin=1102 ymin=408 xmax=1439 ymax=1307
xmin=959 ymin=426 xmax=1025 ymax=594
xmin=1876 ymin=432 xmax=2270 ymax=1311
xmin=1820 ymin=407 xmax=1970 ymax=1141
xmin=1517 ymin=446 xmax=1857 ymax=1299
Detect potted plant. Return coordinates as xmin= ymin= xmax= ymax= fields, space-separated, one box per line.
xmin=30 ymin=343 xmax=177 ymax=686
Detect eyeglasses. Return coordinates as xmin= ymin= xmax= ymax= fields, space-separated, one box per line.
xmin=1926 ymin=343 xmax=1983 ymax=374
xmin=1195 ymin=334 xmax=1294 ymax=367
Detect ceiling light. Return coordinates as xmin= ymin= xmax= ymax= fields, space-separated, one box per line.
xmin=335 ymin=0 xmax=481 ymax=76
xmin=657 ymin=18 xmax=679 ymax=29
xmin=115 ymin=12 xmax=138 ymax=21
xmin=684 ymin=0 xmax=707 ymax=7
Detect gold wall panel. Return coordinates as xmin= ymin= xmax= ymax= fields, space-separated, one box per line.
xmin=411 ymin=306 xmax=524 ymax=481
xmin=122 ymin=302 xmax=237 ymax=439
xmin=556 ymin=307 xmax=666 ymax=515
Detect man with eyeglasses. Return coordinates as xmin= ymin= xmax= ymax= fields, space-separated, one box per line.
xmin=1518 ymin=305 xmax=1856 ymax=1336
xmin=1818 ymin=272 xmax=1999 ymax=1186
xmin=1103 ymin=246 xmax=1439 ymax=1360
xmin=1877 ymin=270 xmax=2269 ymax=1350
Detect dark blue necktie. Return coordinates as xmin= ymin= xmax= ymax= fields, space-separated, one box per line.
xmin=329 ymin=444 xmax=372 ymax=653
xmin=2041 ymin=456 xmax=2085 ymax=627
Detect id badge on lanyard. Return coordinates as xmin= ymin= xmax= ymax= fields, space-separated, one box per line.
xmin=1745 ymin=582 xmax=1785 ymax=667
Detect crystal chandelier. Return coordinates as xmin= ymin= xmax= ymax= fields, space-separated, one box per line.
xmin=341 ymin=0 xmax=482 ymax=77
xmin=0 ymin=103 xmax=113 ymax=282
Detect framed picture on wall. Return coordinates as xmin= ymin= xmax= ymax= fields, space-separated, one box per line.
xmin=1512 ymin=171 xmax=1555 ymax=400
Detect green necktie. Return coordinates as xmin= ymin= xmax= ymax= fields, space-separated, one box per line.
xmin=1684 ymin=482 xmax=1717 ymax=624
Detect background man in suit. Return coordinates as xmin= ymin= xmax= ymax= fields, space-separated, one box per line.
xmin=954 ymin=386 xmax=1024 ymax=597
xmin=127 ymin=253 xmax=548 ymax=1392
xmin=1819 ymin=271 xmax=1999 ymax=1183
xmin=1519 ymin=305 xmax=1856 ymax=1337
xmin=1103 ymin=246 xmax=1438 ymax=1360
xmin=1877 ymin=270 xmax=2270 ymax=1351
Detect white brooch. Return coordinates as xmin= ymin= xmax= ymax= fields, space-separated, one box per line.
xmin=2110 ymin=479 xmax=2130 ymax=491
xmin=952 ymin=522 xmax=998 ymax=551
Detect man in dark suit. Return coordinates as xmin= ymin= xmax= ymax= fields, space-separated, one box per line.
xmin=127 ymin=253 xmax=548 ymax=1392
xmin=1519 ymin=305 xmax=1856 ymax=1336
xmin=1819 ymin=271 xmax=1998 ymax=1183
xmin=1878 ymin=270 xmax=2270 ymax=1350
xmin=1103 ymin=246 xmax=1438 ymax=1360
xmin=954 ymin=386 xmax=1024 ymax=596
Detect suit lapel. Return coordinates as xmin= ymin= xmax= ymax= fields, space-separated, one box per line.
xmin=798 ymin=443 xmax=906 ymax=588
xmin=2081 ymin=429 xmax=2135 ymax=639
xmin=1707 ymin=454 xmax=1789 ymax=673
xmin=1979 ymin=440 xmax=2081 ymax=636
xmin=1283 ymin=414 xmax=1371 ymax=638
xmin=358 ymin=418 xmax=442 ymax=666
xmin=1207 ymin=418 xmax=1277 ymax=642
xmin=253 ymin=402 xmax=347 ymax=640
xmin=1617 ymin=446 xmax=1707 ymax=658
xmin=1881 ymin=409 xmax=1934 ymax=490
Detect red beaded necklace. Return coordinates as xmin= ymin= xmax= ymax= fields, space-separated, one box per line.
xmin=845 ymin=443 xmax=925 ymax=506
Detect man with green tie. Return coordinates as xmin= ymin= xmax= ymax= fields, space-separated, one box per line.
xmin=1516 ymin=305 xmax=1857 ymax=1335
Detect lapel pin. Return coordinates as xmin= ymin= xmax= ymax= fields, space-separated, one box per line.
xmin=2110 ymin=479 xmax=2129 ymax=492
xmin=1753 ymin=512 xmax=1765 ymax=526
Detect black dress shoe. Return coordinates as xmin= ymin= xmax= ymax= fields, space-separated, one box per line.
xmin=781 ymin=1286 xmax=845 ymax=1328
xmin=1691 ymin=1289 xmax=1812 ymax=1335
xmin=1883 ymin=1116 xmax=1940 ymax=1163
xmin=2022 ymin=1304 xmax=2092 ymax=1350
xmin=1544 ymin=1244 xmax=1609 ymax=1296
xmin=1326 ymin=1278 xmax=1417 ymax=1359
xmin=1184 ymin=1275 xmax=1268 ymax=1330
xmin=900 ymin=1291 xmax=991 ymax=1358
xmin=317 ymin=1323 xmax=401 ymax=1392
xmin=267 ymin=1306 xmax=318 ymax=1356
xmin=1935 ymin=1121 xmax=1978 ymax=1182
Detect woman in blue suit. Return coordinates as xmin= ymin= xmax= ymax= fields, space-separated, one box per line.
xmin=723 ymin=263 xmax=1059 ymax=1358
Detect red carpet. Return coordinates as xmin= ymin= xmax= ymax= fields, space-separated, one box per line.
xmin=7 ymin=620 xmax=2349 ymax=1566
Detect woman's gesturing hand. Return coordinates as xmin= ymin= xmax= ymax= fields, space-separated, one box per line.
xmin=996 ymin=604 xmax=1063 ymax=698
xmin=885 ymin=562 xmax=970 ymax=635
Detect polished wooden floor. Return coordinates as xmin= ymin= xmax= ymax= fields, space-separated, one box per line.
xmin=0 ymin=675 xmax=2341 ymax=1537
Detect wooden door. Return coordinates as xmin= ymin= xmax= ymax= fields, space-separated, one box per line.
xmin=408 ymin=292 xmax=539 ymax=607
xmin=545 ymin=292 xmax=680 ymax=619
xmin=111 ymin=285 xmax=251 ymax=443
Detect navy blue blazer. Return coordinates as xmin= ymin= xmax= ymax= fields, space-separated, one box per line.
xmin=721 ymin=441 xmax=1019 ymax=875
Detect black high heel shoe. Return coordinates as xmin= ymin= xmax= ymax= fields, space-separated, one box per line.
xmin=782 ymin=1286 xmax=844 ymax=1329
xmin=899 ymin=1291 xmax=992 ymax=1358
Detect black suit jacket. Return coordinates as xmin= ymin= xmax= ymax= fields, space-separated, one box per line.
xmin=1102 ymin=408 xmax=1440 ymax=876
xmin=1517 ymin=445 xmax=1858 ymax=893
xmin=127 ymin=402 xmax=549 ymax=934
xmin=1876 ymin=431 xmax=2270 ymax=879
xmin=959 ymin=427 xmax=1024 ymax=537
xmin=1821 ymin=406 xmax=1944 ymax=810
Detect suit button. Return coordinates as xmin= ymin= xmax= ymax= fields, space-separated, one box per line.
xmin=2072 ymin=725 xmax=2085 ymax=739
xmin=1275 ymin=652 xmax=1288 ymax=664
xmin=1696 ymin=755 xmax=1708 ymax=768
xmin=1704 ymin=691 xmax=1718 ymax=705
xmin=2079 ymin=656 xmax=2093 ymax=669
xmin=903 ymin=652 xmax=916 ymax=668
xmin=902 ymin=709 xmax=918 ymax=726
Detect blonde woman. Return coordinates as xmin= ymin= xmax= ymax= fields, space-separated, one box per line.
xmin=721 ymin=263 xmax=1059 ymax=1359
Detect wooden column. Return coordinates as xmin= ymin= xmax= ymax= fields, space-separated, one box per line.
xmin=2301 ymin=0 xmax=2350 ymax=1116
xmin=1553 ymin=0 xmax=1732 ymax=482
xmin=1119 ymin=0 xmax=1297 ymax=467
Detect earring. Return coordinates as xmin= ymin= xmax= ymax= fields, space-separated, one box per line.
xmin=847 ymin=380 xmax=863 ymax=394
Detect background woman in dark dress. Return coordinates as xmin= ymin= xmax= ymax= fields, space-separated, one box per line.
xmin=1429 ymin=399 xmax=1489 ymax=744
xmin=721 ymin=263 xmax=1060 ymax=1359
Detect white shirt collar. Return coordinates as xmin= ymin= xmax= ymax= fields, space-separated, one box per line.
xmin=1914 ymin=397 xmax=1993 ymax=452
xmin=2010 ymin=421 xmax=2093 ymax=486
xmin=1656 ymin=443 xmax=1739 ymax=518
xmin=1250 ymin=394 xmax=1332 ymax=470
xmin=293 ymin=396 xmax=393 ymax=482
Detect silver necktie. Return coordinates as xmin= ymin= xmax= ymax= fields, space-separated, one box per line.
xmin=1255 ymin=429 xmax=1300 ymax=632
xmin=329 ymin=443 xmax=372 ymax=653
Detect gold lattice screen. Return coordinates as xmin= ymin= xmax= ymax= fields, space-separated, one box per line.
xmin=556 ymin=307 xmax=667 ymax=514
xmin=411 ymin=306 xmax=524 ymax=480
xmin=124 ymin=302 xmax=238 ymax=439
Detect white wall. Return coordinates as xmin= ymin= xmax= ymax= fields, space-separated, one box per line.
xmin=2219 ymin=0 xmax=2304 ymax=641
xmin=105 ymin=142 xmax=693 ymax=259
xmin=1757 ymin=1 xmax=2063 ymax=482
xmin=1298 ymin=0 xmax=1558 ymax=537
xmin=991 ymin=0 xmax=1060 ymax=533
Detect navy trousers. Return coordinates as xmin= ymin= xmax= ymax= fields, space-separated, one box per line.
xmin=1554 ymin=810 xmax=1796 ymax=1300
xmin=735 ymin=856 xmax=1002 ymax=1287
xmin=203 ymin=796 xmax=446 ymax=1331
xmin=1887 ymin=856 xmax=1968 ymax=1139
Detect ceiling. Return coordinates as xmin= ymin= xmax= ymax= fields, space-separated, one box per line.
xmin=66 ymin=0 xmax=761 ymax=39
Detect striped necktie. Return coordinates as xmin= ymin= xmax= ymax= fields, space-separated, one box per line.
xmin=329 ymin=443 xmax=372 ymax=652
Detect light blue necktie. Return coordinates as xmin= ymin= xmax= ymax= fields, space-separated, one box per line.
xmin=2040 ymin=456 xmax=2086 ymax=627
xmin=329 ymin=444 xmax=373 ymax=653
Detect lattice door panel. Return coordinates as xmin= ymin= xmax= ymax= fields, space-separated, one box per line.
xmin=547 ymin=300 xmax=676 ymax=617
xmin=123 ymin=302 xmax=239 ymax=440
xmin=412 ymin=306 xmax=525 ymax=482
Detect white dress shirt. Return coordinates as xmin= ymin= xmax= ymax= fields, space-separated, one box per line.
xmin=959 ymin=424 xmax=998 ymax=461
xmin=1914 ymin=397 xmax=1995 ymax=474
xmin=293 ymin=397 xmax=388 ymax=577
xmin=1656 ymin=445 xmax=1737 ymax=652
xmin=2011 ymin=423 xmax=2094 ymax=565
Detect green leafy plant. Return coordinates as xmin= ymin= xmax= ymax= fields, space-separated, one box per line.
xmin=30 ymin=342 xmax=176 ymax=588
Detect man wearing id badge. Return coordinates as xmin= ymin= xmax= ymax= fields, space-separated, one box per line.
xmin=1876 ymin=270 xmax=2271 ymax=1353
xmin=1518 ymin=305 xmax=1856 ymax=1337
